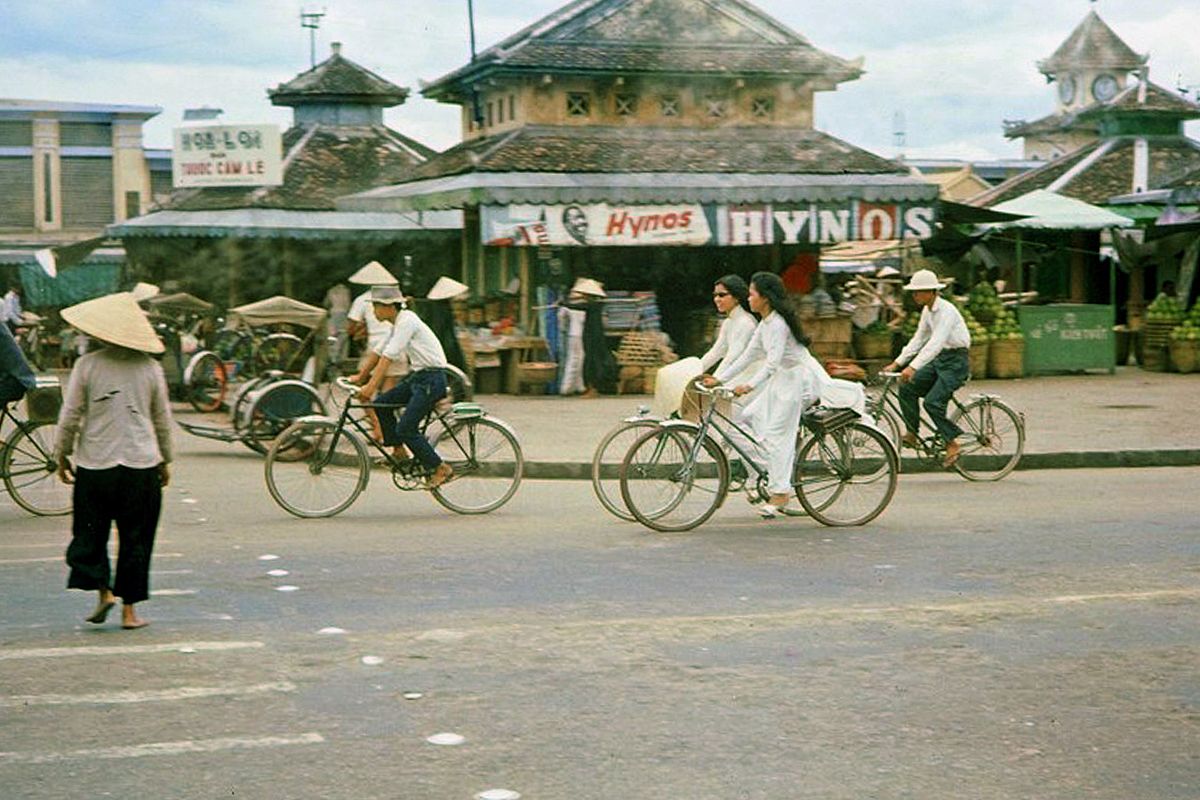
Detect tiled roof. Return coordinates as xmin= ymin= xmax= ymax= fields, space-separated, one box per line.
xmin=269 ymin=48 xmax=409 ymax=107
xmin=423 ymin=0 xmax=861 ymax=99
xmin=971 ymin=137 xmax=1200 ymax=207
xmin=1004 ymin=83 xmax=1199 ymax=139
xmin=406 ymin=125 xmax=904 ymax=180
xmin=1038 ymin=10 xmax=1146 ymax=75
xmin=165 ymin=125 xmax=435 ymax=212
xmin=1077 ymin=83 xmax=1200 ymax=120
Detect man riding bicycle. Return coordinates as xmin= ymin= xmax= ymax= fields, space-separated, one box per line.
xmin=351 ymin=286 xmax=454 ymax=489
xmin=883 ymin=269 xmax=971 ymax=467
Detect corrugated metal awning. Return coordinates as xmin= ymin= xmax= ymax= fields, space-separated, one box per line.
xmin=336 ymin=171 xmax=940 ymax=212
xmin=107 ymin=208 xmax=464 ymax=240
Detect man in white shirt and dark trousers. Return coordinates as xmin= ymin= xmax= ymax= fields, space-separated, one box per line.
xmin=353 ymin=286 xmax=454 ymax=489
xmin=884 ymin=269 xmax=971 ymax=467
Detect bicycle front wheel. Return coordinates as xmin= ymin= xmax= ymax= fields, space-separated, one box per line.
xmin=619 ymin=426 xmax=728 ymax=533
xmin=3 ymin=421 xmax=72 ymax=516
xmin=951 ymin=398 xmax=1024 ymax=481
xmin=591 ymin=418 xmax=660 ymax=521
xmin=186 ymin=352 xmax=227 ymax=413
xmin=265 ymin=420 xmax=369 ymax=518
xmin=795 ymin=422 xmax=897 ymax=527
xmin=430 ymin=417 xmax=524 ymax=514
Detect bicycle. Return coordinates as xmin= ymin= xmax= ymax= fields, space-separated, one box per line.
xmin=618 ymin=382 xmax=898 ymax=532
xmin=867 ymin=371 xmax=1025 ymax=481
xmin=1 ymin=396 xmax=71 ymax=516
xmin=591 ymin=405 xmax=662 ymax=521
xmin=264 ymin=376 xmax=523 ymax=518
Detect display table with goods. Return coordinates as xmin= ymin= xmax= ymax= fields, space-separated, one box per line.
xmin=1167 ymin=303 xmax=1200 ymax=374
xmin=1142 ymin=294 xmax=1186 ymax=372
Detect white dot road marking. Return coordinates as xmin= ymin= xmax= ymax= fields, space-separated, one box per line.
xmin=0 ymin=681 xmax=296 ymax=707
xmin=0 ymin=553 xmax=184 ymax=566
xmin=0 ymin=733 xmax=325 ymax=764
xmin=0 ymin=641 xmax=264 ymax=661
xmin=151 ymin=569 xmax=194 ymax=576
xmin=151 ymin=589 xmax=198 ymax=596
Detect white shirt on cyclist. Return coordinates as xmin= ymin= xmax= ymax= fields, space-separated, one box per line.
xmin=701 ymin=305 xmax=760 ymax=387
xmin=895 ymin=296 xmax=970 ymax=372
xmin=348 ymin=289 xmax=393 ymax=352
xmin=376 ymin=309 xmax=448 ymax=372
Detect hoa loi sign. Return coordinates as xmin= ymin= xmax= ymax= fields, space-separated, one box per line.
xmin=172 ymin=124 xmax=283 ymax=188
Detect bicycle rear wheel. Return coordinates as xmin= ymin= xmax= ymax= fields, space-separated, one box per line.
xmin=951 ymin=398 xmax=1024 ymax=481
xmin=591 ymin=418 xmax=660 ymax=521
xmin=186 ymin=352 xmax=227 ymax=413
xmin=795 ymin=422 xmax=896 ymax=527
xmin=430 ymin=417 xmax=523 ymax=514
xmin=3 ymin=421 xmax=72 ymax=516
xmin=265 ymin=420 xmax=369 ymax=518
xmin=619 ymin=426 xmax=728 ymax=533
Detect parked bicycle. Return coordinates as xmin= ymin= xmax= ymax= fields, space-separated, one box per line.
xmin=264 ymin=377 xmax=523 ymax=518
xmin=1 ymin=384 xmax=71 ymax=517
xmin=867 ymin=371 xmax=1025 ymax=481
xmin=618 ymin=382 xmax=898 ymax=531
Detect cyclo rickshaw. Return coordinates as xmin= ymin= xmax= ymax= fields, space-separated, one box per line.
xmin=142 ymin=291 xmax=228 ymax=413
xmin=177 ymin=296 xmax=331 ymax=455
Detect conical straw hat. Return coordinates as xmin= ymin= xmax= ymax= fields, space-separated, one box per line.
xmin=427 ymin=276 xmax=469 ymax=301
xmin=571 ymin=277 xmax=606 ymax=298
xmin=61 ymin=292 xmax=164 ymax=354
xmin=131 ymin=282 xmax=160 ymax=302
xmin=348 ymin=260 xmax=398 ymax=285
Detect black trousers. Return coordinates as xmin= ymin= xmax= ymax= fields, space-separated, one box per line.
xmin=66 ymin=465 xmax=162 ymax=604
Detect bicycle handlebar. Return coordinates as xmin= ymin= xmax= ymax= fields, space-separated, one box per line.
xmin=335 ymin=376 xmax=360 ymax=393
xmin=693 ymin=379 xmax=737 ymax=398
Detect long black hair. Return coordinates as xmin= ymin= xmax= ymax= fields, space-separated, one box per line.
xmin=715 ymin=274 xmax=751 ymax=313
xmin=750 ymin=271 xmax=811 ymax=347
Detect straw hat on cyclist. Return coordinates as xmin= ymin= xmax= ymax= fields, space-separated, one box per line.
xmin=883 ymin=269 xmax=971 ymax=467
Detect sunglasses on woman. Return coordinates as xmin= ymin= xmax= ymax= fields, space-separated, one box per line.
xmin=712 ymin=291 xmax=730 ymax=298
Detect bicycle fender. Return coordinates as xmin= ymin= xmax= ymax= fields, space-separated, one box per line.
xmin=656 ymin=419 xmax=701 ymax=433
xmin=182 ymin=350 xmax=220 ymax=386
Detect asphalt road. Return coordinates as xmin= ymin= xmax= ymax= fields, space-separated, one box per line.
xmin=1 ymin=445 xmax=1197 ymax=799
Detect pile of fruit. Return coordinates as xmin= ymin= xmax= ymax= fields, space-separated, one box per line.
xmin=989 ymin=306 xmax=1024 ymax=341
xmin=1169 ymin=303 xmax=1200 ymax=341
xmin=1146 ymin=294 xmax=1186 ymax=325
xmin=899 ymin=310 xmax=920 ymax=340
xmin=967 ymin=282 xmax=1005 ymax=328
xmin=962 ymin=307 xmax=990 ymax=345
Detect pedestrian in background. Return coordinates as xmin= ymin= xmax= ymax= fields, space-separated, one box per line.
xmin=2 ymin=283 xmax=23 ymax=334
xmin=55 ymin=293 xmax=172 ymax=630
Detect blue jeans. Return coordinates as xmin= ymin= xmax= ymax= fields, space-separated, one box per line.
xmin=374 ymin=369 xmax=447 ymax=469
xmin=899 ymin=349 xmax=969 ymax=442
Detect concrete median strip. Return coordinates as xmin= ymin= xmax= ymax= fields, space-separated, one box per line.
xmin=520 ymin=449 xmax=1200 ymax=480
xmin=0 ymin=733 xmax=325 ymax=764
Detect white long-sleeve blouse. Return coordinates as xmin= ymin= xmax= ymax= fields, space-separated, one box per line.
xmin=714 ymin=312 xmax=807 ymax=390
xmin=699 ymin=305 xmax=757 ymax=374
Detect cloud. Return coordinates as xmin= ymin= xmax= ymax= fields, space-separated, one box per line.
xmin=0 ymin=0 xmax=1197 ymax=160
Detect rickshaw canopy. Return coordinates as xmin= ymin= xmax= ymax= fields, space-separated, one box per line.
xmin=229 ymin=296 xmax=326 ymax=329
xmin=148 ymin=292 xmax=214 ymax=313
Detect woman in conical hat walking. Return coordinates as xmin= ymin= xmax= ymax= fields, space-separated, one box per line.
xmin=55 ymin=293 xmax=173 ymax=630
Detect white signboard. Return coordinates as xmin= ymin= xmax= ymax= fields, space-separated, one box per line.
xmin=172 ymin=124 xmax=283 ymax=188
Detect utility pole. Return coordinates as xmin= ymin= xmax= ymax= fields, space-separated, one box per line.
xmin=300 ymin=8 xmax=326 ymax=68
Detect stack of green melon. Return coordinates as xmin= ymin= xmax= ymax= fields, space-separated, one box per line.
xmin=1147 ymin=294 xmax=1185 ymax=325
xmin=1168 ymin=303 xmax=1200 ymax=373
xmin=967 ymin=282 xmax=1005 ymax=328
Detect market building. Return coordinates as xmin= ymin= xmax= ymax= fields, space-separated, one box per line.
xmin=338 ymin=0 xmax=939 ymax=354
xmin=0 ymin=99 xmax=171 ymax=306
xmin=108 ymin=44 xmax=461 ymax=308
xmin=970 ymin=8 xmax=1200 ymax=330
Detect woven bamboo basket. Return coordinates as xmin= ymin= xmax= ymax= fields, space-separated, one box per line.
xmin=987 ymin=338 xmax=1024 ymax=379
xmin=1169 ymin=340 xmax=1198 ymax=374
xmin=1140 ymin=321 xmax=1176 ymax=371
xmin=616 ymin=331 xmax=665 ymax=367
xmin=968 ymin=342 xmax=990 ymax=379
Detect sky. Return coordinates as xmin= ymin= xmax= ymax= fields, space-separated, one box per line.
xmin=2 ymin=0 xmax=1199 ymax=160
